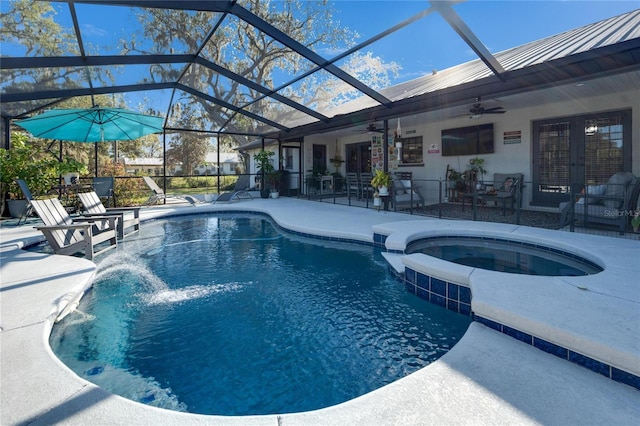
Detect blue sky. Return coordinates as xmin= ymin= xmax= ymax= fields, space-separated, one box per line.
xmin=331 ymin=0 xmax=640 ymax=82
xmin=2 ymin=0 xmax=638 ymax=112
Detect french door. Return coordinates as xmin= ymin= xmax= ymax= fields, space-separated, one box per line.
xmin=532 ymin=109 xmax=631 ymax=206
xmin=346 ymin=142 xmax=372 ymax=173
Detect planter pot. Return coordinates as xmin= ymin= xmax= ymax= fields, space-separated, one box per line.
xmin=378 ymin=186 xmax=389 ymax=196
xmin=7 ymin=199 xmax=28 ymax=218
xmin=373 ymin=197 xmax=381 ymax=207
xmin=204 ymin=193 xmax=214 ymax=202
xmin=260 ymin=189 xmax=270 ymax=199
xmin=63 ymin=172 xmax=79 ymax=185
xmin=270 ymin=191 xmax=279 ymax=199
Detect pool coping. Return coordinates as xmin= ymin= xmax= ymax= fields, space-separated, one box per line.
xmin=373 ymin=221 xmax=640 ymax=381
xmin=1 ymin=198 xmax=639 ymax=425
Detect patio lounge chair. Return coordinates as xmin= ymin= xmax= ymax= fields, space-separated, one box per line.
xmin=214 ymin=175 xmax=253 ymax=203
xmin=464 ymin=173 xmax=524 ymax=215
xmin=78 ymin=191 xmax=141 ymax=239
xmin=93 ymin=177 xmax=116 ymax=207
xmin=30 ymin=197 xmax=118 ymax=260
xmin=142 ymin=176 xmax=199 ymax=206
xmin=559 ymin=172 xmax=640 ymax=233
xmin=391 ymin=172 xmax=425 ymax=211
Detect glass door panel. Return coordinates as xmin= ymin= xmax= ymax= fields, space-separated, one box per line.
xmin=583 ymin=116 xmax=625 ymax=185
xmin=532 ymin=110 xmax=630 ymax=206
xmin=533 ymin=120 xmax=573 ymax=205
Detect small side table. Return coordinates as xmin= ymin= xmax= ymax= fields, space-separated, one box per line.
xmin=320 ymin=175 xmax=334 ymax=194
xmin=375 ymin=194 xmax=389 ymax=211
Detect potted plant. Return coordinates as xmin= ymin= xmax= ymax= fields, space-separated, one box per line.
xmin=267 ymin=170 xmax=282 ymax=198
xmin=0 ymin=133 xmax=57 ymax=217
xmin=447 ymin=169 xmax=463 ymax=189
xmin=56 ymin=158 xmax=89 ymax=185
xmin=253 ymin=149 xmax=274 ymax=199
xmin=371 ymin=169 xmax=391 ymax=195
xmin=467 ymin=157 xmax=487 ymax=189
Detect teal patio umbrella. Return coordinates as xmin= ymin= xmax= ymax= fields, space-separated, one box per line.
xmin=14 ymin=106 xmax=164 ymax=142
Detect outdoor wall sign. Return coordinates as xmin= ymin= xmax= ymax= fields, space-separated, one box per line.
xmin=504 ymin=130 xmax=522 ymax=144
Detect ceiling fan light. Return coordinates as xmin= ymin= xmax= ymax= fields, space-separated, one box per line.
xmin=470 ymin=113 xmax=483 ymax=120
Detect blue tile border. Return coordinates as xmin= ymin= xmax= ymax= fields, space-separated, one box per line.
xmin=402 ymin=266 xmax=639 ymax=391
xmin=403 ymin=267 xmax=472 ymax=317
xmin=373 ymin=233 xmax=387 ymax=248
xmin=475 ymin=314 xmax=640 ymax=391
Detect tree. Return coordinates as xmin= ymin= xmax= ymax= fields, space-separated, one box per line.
xmin=127 ymin=0 xmax=399 ymax=147
xmin=2 ymin=1 xmax=160 ymax=164
xmin=2 ymin=0 xmax=400 ymax=173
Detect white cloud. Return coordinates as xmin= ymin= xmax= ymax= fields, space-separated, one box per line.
xmin=81 ymin=24 xmax=108 ymax=37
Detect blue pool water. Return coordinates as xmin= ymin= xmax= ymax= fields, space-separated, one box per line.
xmin=406 ymin=237 xmax=602 ymax=276
xmin=49 ymin=214 xmax=471 ymax=416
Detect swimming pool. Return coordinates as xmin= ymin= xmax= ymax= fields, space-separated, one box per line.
xmin=406 ymin=236 xmax=603 ymax=276
xmin=49 ymin=214 xmax=471 ymax=416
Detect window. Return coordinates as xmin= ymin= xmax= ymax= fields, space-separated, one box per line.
xmin=284 ymin=147 xmax=294 ymax=170
xmin=400 ymin=136 xmax=423 ymax=165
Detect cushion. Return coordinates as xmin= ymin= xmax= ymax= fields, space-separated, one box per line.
xmin=604 ymin=172 xmax=634 ymax=208
xmin=401 ymin=179 xmax=418 ymax=196
xmin=576 ymin=184 xmax=607 ymax=205
xmin=498 ymin=177 xmax=516 ymax=193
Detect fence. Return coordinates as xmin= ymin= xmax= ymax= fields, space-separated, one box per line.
xmin=296 ymin=176 xmax=640 ymax=238
xmin=76 ymin=173 xmax=638 ymax=238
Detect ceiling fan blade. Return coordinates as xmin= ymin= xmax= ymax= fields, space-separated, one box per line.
xmin=482 ymin=107 xmax=505 ymax=114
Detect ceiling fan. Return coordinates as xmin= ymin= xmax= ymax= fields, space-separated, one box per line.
xmin=353 ymin=123 xmax=384 ymax=133
xmin=455 ymin=97 xmax=506 ymax=119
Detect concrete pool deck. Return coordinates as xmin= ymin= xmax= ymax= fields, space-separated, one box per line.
xmin=1 ymin=197 xmax=639 ymax=425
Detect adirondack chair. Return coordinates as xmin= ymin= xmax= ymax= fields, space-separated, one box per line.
xmin=78 ymin=191 xmax=140 ymax=239
xmin=30 ymin=197 xmax=118 ymax=260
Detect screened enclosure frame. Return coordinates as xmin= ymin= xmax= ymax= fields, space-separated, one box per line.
xmin=2 ymin=1 xmax=640 ymax=148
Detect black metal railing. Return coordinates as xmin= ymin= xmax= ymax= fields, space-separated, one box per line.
xmin=76 ymin=173 xmax=638 ymax=237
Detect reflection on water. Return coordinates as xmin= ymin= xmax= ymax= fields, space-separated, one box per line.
xmin=51 ymin=214 xmax=471 ymax=416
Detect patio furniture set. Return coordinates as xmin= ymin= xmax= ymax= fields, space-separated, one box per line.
xmin=16 ymin=177 xmax=141 ymax=260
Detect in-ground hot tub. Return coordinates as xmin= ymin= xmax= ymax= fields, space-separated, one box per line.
xmin=406 ymin=236 xmax=603 ymax=276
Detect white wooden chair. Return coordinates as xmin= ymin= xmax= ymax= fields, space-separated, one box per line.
xmin=78 ymin=191 xmax=140 ymax=239
xmin=30 ymin=197 xmax=118 ymax=260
